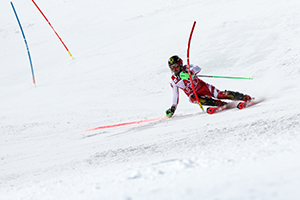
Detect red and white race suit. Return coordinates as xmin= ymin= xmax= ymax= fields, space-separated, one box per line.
xmin=170 ymin=64 xmax=222 ymax=107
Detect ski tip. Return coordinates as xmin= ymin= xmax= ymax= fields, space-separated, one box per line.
xmin=207 ymin=107 xmax=212 ymax=114
xmin=207 ymin=107 xmax=217 ymax=114
xmin=237 ymin=102 xmax=246 ymax=109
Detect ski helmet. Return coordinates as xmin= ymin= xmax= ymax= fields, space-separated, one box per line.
xmin=168 ymin=55 xmax=183 ymax=68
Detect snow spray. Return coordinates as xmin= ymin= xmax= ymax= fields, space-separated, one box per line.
xmin=31 ymin=0 xmax=73 ymax=59
xmin=10 ymin=1 xmax=36 ymax=85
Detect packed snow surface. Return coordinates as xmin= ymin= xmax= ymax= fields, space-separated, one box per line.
xmin=1 ymin=0 xmax=300 ymax=199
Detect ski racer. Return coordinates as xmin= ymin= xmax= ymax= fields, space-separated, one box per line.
xmin=166 ymin=55 xmax=252 ymax=118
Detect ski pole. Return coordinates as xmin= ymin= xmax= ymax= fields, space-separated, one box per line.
xmin=180 ymin=73 xmax=253 ymax=80
xmin=198 ymin=75 xmax=253 ymax=80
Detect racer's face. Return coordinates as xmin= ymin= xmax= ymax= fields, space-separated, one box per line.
xmin=169 ymin=63 xmax=181 ymax=75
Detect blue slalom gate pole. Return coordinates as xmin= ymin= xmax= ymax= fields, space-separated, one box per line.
xmin=10 ymin=1 xmax=36 ymax=85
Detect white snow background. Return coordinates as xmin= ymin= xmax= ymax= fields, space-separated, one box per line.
xmin=1 ymin=0 xmax=300 ymax=199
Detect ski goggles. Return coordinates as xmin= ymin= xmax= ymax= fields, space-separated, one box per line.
xmin=169 ymin=63 xmax=180 ymax=69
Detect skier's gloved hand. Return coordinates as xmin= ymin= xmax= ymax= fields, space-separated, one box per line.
xmin=166 ymin=106 xmax=176 ymax=118
xmin=180 ymin=72 xmax=195 ymax=80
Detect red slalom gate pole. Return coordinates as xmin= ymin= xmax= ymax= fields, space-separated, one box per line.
xmin=187 ymin=21 xmax=204 ymax=112
xmin=82 ymin=117 xmax=165 ymax=132
xmin=31 ymin=0 xmax=73 ymax=58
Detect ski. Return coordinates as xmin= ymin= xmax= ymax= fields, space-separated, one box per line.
xmin=207 ymin=98 xmax=264 ymax=114
xmin=237 ymin=99 xmax=264 ymax=110
xmin=207 ymin=101 xmax=239 ymax=114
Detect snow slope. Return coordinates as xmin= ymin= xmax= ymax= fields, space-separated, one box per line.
xmin=1 ymin=0 xmax=300 ymax=199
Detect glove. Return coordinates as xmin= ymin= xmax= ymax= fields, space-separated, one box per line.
xmin=180 ymin=72 xmax=195 ymax=80
xmin=166 ymin=106 xmax=176 ymax=118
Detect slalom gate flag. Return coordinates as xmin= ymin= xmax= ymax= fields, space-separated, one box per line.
xmin=31 ymin=0 xmax=73 ymax=58
xmin=10 ymin=1 xmax=36 ymax=85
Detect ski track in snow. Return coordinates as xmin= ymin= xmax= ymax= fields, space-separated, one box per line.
xmin=1 ymin=0 xmax=300 ymax=199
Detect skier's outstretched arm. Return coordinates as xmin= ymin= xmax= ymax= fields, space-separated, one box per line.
xmin=166 ymin=83 xmax=179 ymax=118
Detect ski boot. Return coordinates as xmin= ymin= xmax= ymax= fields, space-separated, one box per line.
xmin=225 ymin=91 xmax=252 ymax=102
xmin=200 ymin=97 xmax=228 ymax=107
